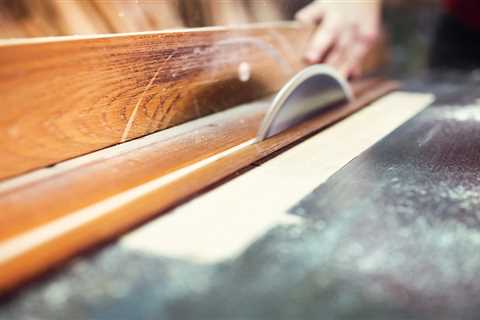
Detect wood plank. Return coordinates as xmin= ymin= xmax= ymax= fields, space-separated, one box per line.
xmin=122 ymin=91 xmax=434 ymax=263
xmin=0 ymin=22 xmax=312 ymax=180
xmin=0 ymin=79 xmax=395 ymax=293
xmin=0 ymin=79 xmax=377 ymax=241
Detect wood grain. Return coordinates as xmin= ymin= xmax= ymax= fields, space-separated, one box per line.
xmin=0 ymin=22 xmax=312 ymax=179
xmin=0 ymin=79 xmax=396 ymax=293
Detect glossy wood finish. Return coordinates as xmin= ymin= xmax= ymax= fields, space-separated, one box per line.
xmin=0 ymin=22 xmax=312 ymax=179
xmin=0 ymin=79 xmax=396 ymax=293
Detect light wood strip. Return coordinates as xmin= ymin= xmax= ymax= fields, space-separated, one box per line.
xmin=0 ymin=79 xmax=396 ymax=293
xmin=0 ymin=22 xmax=312 ymax=179
xmin=123 ymin=91 xmax=434 ymax=263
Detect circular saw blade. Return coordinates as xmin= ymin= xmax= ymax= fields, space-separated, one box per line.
xmin=256 ymin=65 xmax=353 ymax=142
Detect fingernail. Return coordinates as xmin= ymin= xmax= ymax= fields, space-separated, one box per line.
xmin=305 ymin=51 xmax=318 ymax=63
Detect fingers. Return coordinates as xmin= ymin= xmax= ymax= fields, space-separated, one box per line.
xmin=296 ymin=0 xmax=381 ymax=77
xmin=325 ymin=30 xmax=352 ymax=70
xmin=339 ymin=41 xmax=370 ymax=77
xmin=327 ymin=25 xmax=379 ymax=77
xmin=295 ymin=0 xmax=325 ymax=24
xmin=296 ymin=1 xmax=343 ymax=65
xmin=305 ymin=26 xmax=376 ymax=77
xmin=304 ymin=25 xmax=337 ymax=63
xmin=341 ymin=28 xmax=380 ymax=77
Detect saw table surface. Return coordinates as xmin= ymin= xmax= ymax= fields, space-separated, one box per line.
xmin=3 ymin=74 xmax=479 ymax=319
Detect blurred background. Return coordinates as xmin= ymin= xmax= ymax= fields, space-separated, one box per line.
xmin=0 ymin=0 xmax=441 ymax=77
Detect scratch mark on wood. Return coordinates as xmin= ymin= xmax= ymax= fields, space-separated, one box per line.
xmin=160 ymin=91 xmax=182 ymax=129
xmin=120 ymin=53 xmax=173 ymax=142
xmin=146 ymin=82 xmax=175 ymax=133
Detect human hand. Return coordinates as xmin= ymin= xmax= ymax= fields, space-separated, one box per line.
xmin=296 ymin=0 xmax=382 ymax=77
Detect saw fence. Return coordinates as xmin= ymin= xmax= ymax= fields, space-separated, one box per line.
xmin=0 ymin=22 xmax=393 ymax=293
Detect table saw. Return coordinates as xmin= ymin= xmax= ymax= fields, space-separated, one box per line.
xmin=1 ymin=23 xmax=480 ymax=320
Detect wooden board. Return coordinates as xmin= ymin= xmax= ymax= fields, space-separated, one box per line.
xmin=0 ymin=22 xmax=312 ymax=179
xmin=0 ymin=79 xmax=395 ymax=293
xmin=122 ymin=91 xmax=434 ymax=263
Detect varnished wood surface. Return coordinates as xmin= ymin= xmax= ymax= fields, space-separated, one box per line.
xmin=0 ymin=79 xmax=379 ymax=241
xmin=0 ymin=79 xmax=396 ymax=293
xmin=0 ymin=22 xmax=312 ymax=180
